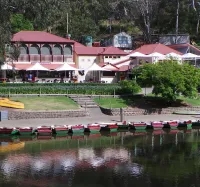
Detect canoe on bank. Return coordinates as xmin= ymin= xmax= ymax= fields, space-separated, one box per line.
xmin=173 ymin=111 xmax=200 ymax=115
xmin=0 ymin=98 xmax=24 ymax=109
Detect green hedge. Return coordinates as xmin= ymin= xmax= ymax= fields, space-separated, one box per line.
xmin=0 ymin=83 xmax=124 ymax=95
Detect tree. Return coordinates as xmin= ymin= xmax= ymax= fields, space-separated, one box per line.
xmin=119 ymin=80 xmax=141 ymax=94
xmin=11 ymin=14 xmax=33 ymax=33
xmin=127 ymin=0 xmax=162 ymax=43
xmin=133 ymin=60 xmax=200 ymax=101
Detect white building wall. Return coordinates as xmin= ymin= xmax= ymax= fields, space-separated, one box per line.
xmin=103 ymin=56 xmax=124 ymax=64
xmin=77 ymin=56 xmax=98 ymax=82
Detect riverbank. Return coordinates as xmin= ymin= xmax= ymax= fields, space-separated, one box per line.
xmin=0 ymin=113 xmax=200 ymax=128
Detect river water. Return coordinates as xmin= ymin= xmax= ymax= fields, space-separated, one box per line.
xmin=0 ymin=129 xmax=200 ymax=187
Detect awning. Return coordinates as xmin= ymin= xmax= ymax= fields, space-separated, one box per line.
xmin=14 ymin=64 xmax=32 ymax=70
xmin=8 ymin=63 xmax=77 ymax=71
xmin=26 ymin=63 xmax=49 ymax=71
xmin=42 ymin=64 xmax=63 ymax=70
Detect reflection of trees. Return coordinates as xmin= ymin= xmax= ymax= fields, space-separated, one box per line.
xmin=130 ymin=131 xmax=200 ymax=184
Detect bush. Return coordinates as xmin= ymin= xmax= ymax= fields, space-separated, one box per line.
xmin=119 ymin=80 xmax=141 ymax=94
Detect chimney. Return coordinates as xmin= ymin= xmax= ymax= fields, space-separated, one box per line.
xmin=66 ymin=34 xmax=71 ymax=40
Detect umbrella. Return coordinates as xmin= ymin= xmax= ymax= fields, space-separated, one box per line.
xmin=182 ymin=53 xmax=199 ymax=59
xmin=165 ymin=52 xmax=182 ymax=60
xmin=55 ymin=63 xmax=77 ymax=71
xmin=146 ymin=52 xmax=166 ymax=63
xmin=146 ymin=52 xmax=165 ymax=58
xmin=128 ymin=52 xmax=147 ymax=57
xmin=85 ymin=63 xmax=108 ymax=82
xmin=86 ymin=63 xmax=105 ymax=71
xmin=26 ymin=63 xmax=49 ymax=71
xmin=1 ymin=64 xmax=18 ymax=70
xmin=182 ymin=53 xmax=200 ymax=66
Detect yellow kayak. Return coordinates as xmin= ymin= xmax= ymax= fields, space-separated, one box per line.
xmin=0 ymin=98 xmax=24 ymax=109
xmin=0 ymin=142 xmax=25 ymax=153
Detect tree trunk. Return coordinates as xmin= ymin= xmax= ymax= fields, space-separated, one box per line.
xmin=175 ymin=0 xmax=180 ymax=44
xmin=197 ymin=14 xmax=200 ymax=35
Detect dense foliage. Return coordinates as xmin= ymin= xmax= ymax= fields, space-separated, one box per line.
xmin=133 ymin=60 xmax=200 ymax=101
xmin=0 ymin=0 xmax=199 ymax=47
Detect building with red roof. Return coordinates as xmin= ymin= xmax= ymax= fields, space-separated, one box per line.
xmin=168 ymin=43 xmax=200 ymax=55
xmin=6 ymin=31 xmax=128 ymax=83
xmin=131 ymin=43 xmax=182 ymax=55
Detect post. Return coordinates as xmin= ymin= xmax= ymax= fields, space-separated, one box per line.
xmin=120 ymin=108 xmax=123 ymax=122
xmin=39 ymin=87 xmax=41 ymax=96
xmin=8 ymin=89 xmax=10 ymax=98
xmin=67 ymin=13 xmax=69 ymax=34
xmin=114 ymin=89 xmax=115 ymax=98
xmin=85 ymin=102 xmax=87 ymax=111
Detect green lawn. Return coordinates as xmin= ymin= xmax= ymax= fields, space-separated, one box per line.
xmin=94 ymin=95 xmax=200 ymax=109
xmin=178 ymin=96 xmax=200 ymax=106
xmin=94 ymin=97 xmax=128 ymax=108
xmin=11 ymin=96 xmax=79 ymax=110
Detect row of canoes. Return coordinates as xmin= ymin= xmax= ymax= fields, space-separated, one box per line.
xmin=0 ymin=119 xmax=200 ymax=136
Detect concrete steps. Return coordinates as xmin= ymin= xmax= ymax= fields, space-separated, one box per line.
xmin=68 ymin=95 xmax=99 ymax=108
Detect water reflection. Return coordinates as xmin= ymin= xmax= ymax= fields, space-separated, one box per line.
xmin=0 ymin=129 xmax=200 ymax=187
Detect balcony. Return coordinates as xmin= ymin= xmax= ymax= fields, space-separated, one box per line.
xmin=64 ymin=55 xmax=73 ymax=62
xmin=53 ymin=55 xmax=63 ymax=62
xmin=41 ymin=55 xmax=52 ymax=62
xmin=17 ymin=54 xmax=73 ymax=63
xmin=18 ymin=55 xmax=29 ymax=62
xmin=30 ymin=55 xmax=40 ymax=62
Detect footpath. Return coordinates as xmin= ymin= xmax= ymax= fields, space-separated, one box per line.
xmin=0 ymin=107 xmax=199 ymax=128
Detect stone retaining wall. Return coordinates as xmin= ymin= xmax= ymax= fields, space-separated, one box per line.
xmin=8 ymin=110 xmax=89 ymax=120
xmin=100 ymin=106 xmax=200 ymax=116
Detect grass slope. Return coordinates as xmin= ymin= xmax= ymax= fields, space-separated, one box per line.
xmin=94 ymin=95 xmax=200 ymax=109
xmin=94 ymin=97 xmax=128 ymax=108
xmin=11 ymin=96 xmax=79 ymax=110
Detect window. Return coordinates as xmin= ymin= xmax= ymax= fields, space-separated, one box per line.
xmin=105 ymin=56 xmax=108 ymax=58
xmin=113 ymin=56 xmax=117 ymax=58
xmin=102 ymin=71 xmax=115 ymax=76
xmin=109 ymin=56 xmax=112 ymax=58
xmin=41 ymin=44 xmax=51 ymax=55
xmin=20 ymin=44 xmax=28 ymax=55
xmin=64 ymin=45 xmax=72 ymax=55
xmin=52 ymin=44 xmax=62 ymax=55
xmin=118 ymin=36 xmax=128 ymax=45
xmin=29 ymin=44 xmax=40 ymax=55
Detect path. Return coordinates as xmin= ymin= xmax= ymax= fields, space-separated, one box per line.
xmin=0 ymin=113 xmax=200 ymax=128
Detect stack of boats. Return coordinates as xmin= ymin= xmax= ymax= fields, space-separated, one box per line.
xmin=0 ymin=119 xmax=199 ymax=136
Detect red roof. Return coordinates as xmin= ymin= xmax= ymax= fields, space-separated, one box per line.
xmin=12 ymin=31 xmax=74 ymax=43
xmin=131 ymin=43 xmax=182 ymax=55
xmin=113 ymin=58 xmax=131 ymax=66
xmin=168 ymin=43 xmax=200 ymax=55
xmin=100 ymin=46 xmax=127 ymax=55
xmin=118 ymin=65 xmax=129 ymax=72
xmin=74 ymin=42 xmax=105 ymax=55
xmin=102 ymin=63 xmax=119 ymax=71
xmin=74 ymin=43 xmax=127 ymax=56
